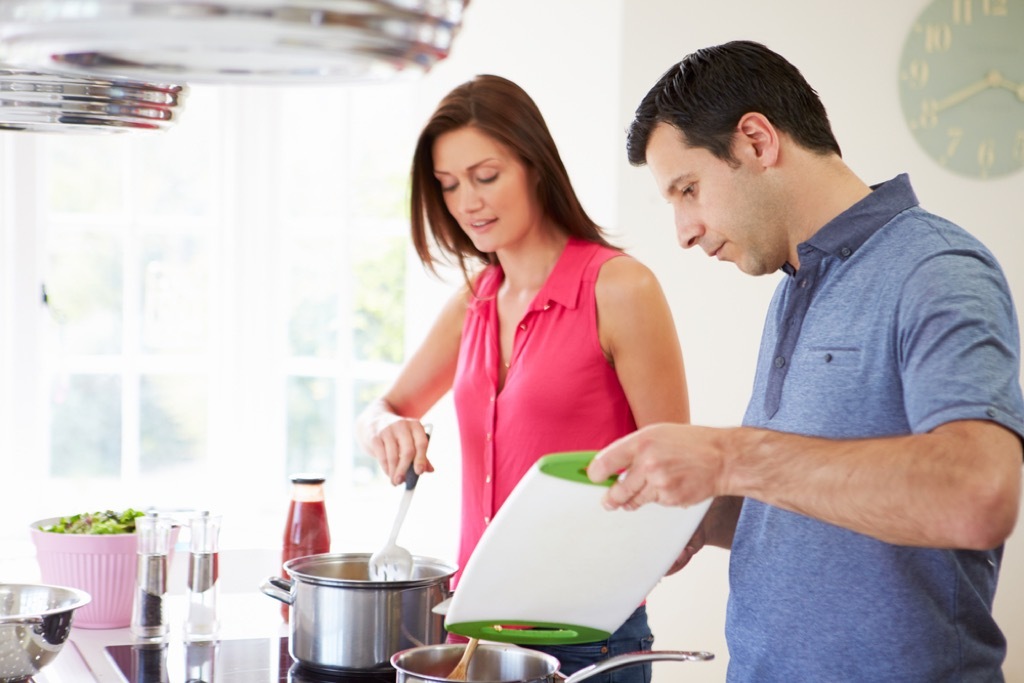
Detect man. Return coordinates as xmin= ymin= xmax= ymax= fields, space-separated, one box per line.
xmin=588 ymin=40 xmax=1024 ymax=681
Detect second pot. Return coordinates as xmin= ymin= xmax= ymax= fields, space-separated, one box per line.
xmin=261 ymin=552 xmax=455 ymax=671
xmin=390 ymin=643 xmax=714 ymax=682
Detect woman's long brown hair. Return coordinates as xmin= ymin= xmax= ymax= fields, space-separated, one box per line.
xmin=410 ymin=74 xmax=616 ymax=288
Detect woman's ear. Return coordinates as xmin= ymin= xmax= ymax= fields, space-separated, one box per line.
xmin=735 ymin=112 xmax=780 ymax=168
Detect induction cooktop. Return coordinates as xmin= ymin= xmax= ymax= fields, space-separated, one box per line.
xmin=105 ymin=637 xmax=396 ymax=683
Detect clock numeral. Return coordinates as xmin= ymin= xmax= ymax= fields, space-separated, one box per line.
xmin=983 ymin=0 xmax=1008 ymax=17
xmin=917 ymin=100 xmax=940 ymax=129
xmin=943 ymin=127 xmax=964 ymax=161
xmin=977 ymin=138 xmax=996 ymax=175
xmin=923 ymin=22 xmax=953 ymax=52
xmin=902 ymin=59 xmax=930 ymax=89
xmin=956 ymin=0 xmax=1009 ymax=23
xmin=953 ymin=0 xmax=974 ymax=24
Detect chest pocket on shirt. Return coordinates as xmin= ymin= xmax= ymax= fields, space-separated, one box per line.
xmin=807 ymin=346 xmax=862 ymax=369
xmin=780 ymin=345 xmax=869 ymax=431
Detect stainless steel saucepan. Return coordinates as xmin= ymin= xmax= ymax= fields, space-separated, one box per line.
xmin=390 ymin=642 xmax=714 ymax=682
xmin=261 ymin=552 xmax=455 ymax=671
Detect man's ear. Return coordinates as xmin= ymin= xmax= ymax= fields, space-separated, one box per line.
xmin=735 ymin=112 xmax=780 ymax=168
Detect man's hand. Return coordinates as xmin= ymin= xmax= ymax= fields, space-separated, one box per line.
xmin=587 ymin=423 xmax=729 ymax=511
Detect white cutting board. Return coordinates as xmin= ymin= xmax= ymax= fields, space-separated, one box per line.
xmin=445 ymin=451 xmax=711 ymax=645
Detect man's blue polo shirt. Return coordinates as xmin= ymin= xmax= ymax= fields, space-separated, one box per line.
xmin=727 ymin=174 xmax=1024 ymax=682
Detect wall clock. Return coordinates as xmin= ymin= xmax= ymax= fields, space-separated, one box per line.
xmin=898 ymin=0 xmax=1024 ymax=179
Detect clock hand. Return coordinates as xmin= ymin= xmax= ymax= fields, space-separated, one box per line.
xmin=929 ymin=70 xmax=1003 ymax=114
xmin=992 ymin=73 xmax=1024 ymax=102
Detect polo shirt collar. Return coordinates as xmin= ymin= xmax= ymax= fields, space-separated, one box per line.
xmin=782 ymin=173 xmax=919 ymax=277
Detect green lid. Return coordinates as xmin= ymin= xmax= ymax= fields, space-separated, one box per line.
xmin=444 ymin=619 xmax=611 ymax=645
xmin=537 ymin=451 xmax=617 ymax=487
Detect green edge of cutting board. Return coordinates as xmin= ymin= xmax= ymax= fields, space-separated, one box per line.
xmin=537 ymin=451 xmax=617 ymax=487
xmin=444 ymin=619 xmax=611 ymax=645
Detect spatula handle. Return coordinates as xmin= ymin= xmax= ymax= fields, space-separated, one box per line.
xmin=404 ymin=423 xmax=432 ymax=490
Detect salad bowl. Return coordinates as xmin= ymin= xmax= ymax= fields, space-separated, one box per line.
xmin=29 ymin=511 xmax=178 ymax=629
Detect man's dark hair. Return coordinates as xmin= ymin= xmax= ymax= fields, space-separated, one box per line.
xmin=627 ymin=40 xmax=842 ymax=166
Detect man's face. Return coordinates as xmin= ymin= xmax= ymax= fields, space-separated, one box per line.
xmin=644 ymin=122 xmax=789 ymax=276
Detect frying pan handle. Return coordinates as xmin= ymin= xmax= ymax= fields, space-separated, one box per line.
xmin=259 ymin=576 xmax=295 ymax=605
xmin=561 ymin=650 xmax=715 ymax=683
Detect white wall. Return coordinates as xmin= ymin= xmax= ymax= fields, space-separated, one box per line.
xmin=431 ymin=1 xmax=1024 ymax=680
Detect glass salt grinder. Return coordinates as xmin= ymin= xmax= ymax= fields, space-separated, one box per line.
xmin=131 ymin=513 xmax=173 ymax=642
xmin=184 ymin=511 xmax=221 ymax=642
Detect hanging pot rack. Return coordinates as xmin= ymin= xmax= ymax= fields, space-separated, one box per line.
xmin=0 ymin=68 xmax=186 ymax=133
xmin=0 ymin=0 xmax=467 ymax=85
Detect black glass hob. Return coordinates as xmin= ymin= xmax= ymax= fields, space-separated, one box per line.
xmin=104 ymin=637 xmax=396 ymax=683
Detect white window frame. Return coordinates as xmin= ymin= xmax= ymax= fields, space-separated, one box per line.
xmin=0 ymin=84 xmax=460 ymax=566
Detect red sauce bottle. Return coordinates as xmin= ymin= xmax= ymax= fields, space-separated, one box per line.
xmin=281 ymin=474 xmax=331 ymax=622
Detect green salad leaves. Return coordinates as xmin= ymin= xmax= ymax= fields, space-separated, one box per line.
xmin=40 ymin=509 xmax=146 ymax=534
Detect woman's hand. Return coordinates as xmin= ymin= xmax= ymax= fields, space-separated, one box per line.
xmin=361 ymin=407 xmax=435 ymax=486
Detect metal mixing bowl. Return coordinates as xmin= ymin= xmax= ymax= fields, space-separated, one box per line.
xmin=0 ymin=583 xmax=91 ymax=682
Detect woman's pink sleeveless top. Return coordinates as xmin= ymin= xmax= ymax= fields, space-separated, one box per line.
xmin=452 ymin=238 xmax=638 ymax=580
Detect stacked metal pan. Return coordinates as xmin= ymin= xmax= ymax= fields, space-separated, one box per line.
xmin=0 ymin=0 xmax=467 ymax=132
xmin=0 ymin=69 xmax=186 ymax=133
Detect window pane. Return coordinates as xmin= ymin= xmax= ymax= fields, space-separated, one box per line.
xmin=288 ymin=235 xmax=339 ymax=358
xmin=353 ymin=233 xmax=406 ymax=364
xmin=140 ymin=374 xmax=207 ymax=473
xmin=47 ymin=230 xmax=123 ymax=354
xmin=348 ymin=86 xmax=418 ymax=220
xmin=140 ymin=233 xmax=209 ymax=353
xmin=277 ymin=88 xmax=349 ymax=218
xmin=352 ymin=379 xmax=388 ymax=485
xmin=287 ymin=376 xmax=336 ymax=477
xmin=50 ymin=374 xmax=121 ymax=477
xmin=133 ymin=87 xmax=221 ymax=218
xmin=42 ymin=136 xmax=125 ymax=214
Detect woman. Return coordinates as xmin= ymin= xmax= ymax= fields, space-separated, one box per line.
xmin=356 ymin=74 xmax=689 ymax=682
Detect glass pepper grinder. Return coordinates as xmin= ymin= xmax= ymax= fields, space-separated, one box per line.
xmin=130 ymin=513 xmax=173 ymax=642
xmin=281 ymin=474 xmax=331 ymax=622
xmin=184 ymin=511 xmax=221 ymax=642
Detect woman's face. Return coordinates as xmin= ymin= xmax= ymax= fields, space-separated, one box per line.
xmin=431 ymin=126 xmax=543 ymax=254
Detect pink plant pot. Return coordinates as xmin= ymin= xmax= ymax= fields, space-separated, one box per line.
xmin=29 ymin=518 xmax=179 ymax=629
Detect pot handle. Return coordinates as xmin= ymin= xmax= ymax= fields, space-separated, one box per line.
xmin=259 ymin=576 xmax=295 ymax=605
xmin=561 ymin=650 xmax=714 ymax=683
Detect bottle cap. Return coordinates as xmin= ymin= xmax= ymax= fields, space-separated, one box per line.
xmin=290 ymin=473 xmax=326 ymax=485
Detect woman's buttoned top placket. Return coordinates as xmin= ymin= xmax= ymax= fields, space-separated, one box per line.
xmin=480 ymin=300 xmax=552 ymax=527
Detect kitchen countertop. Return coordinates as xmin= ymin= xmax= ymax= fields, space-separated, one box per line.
xmin=36 ymin=591 xmax=288 ymax=682
xmin=4 ymin=546 xmax=288 ymax=682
